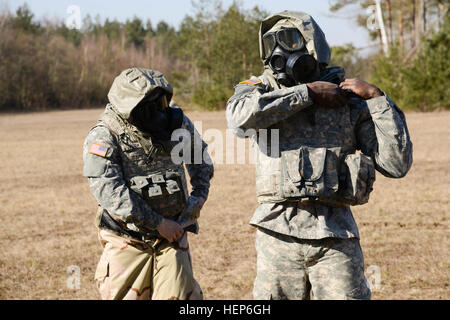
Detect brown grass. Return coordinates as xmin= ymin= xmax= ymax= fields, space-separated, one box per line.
xmin=0 ymin=108 xmax=448 ymax=300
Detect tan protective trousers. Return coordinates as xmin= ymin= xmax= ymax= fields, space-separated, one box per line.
xmin=94 ymin=229 xmax=203 ymax=300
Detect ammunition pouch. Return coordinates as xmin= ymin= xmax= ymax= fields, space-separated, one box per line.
xmin=281 ymin=146 xmax=340 ymax=198
xmin=280 ymin=146 xmax=375 ymax=206
xmin=336 ymin=153 xmax=375 ymax=205
xmin=129 ymin=170 xmax=187 ymax=218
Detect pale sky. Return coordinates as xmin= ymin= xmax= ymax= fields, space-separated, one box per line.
xmin=3 ymin=0 xmax=376 ymax=54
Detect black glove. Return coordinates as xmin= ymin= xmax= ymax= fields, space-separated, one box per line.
xmin=306 ymin=81 xmax=348 ymax=107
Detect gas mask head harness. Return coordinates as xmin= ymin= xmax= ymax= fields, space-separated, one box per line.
xmin=262 ymin=27 xmax=319 ymax=86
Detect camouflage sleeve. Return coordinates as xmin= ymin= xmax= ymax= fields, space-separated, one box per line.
xmin=82 ymin=126 xmax=163 ymax=230
xmin=181 ymin=114 xmax=214 ymax=200
xmin=226 ymin=81 xmax=313 ymax=136
xmin=354 ymin=94 xmax=413 ymax=178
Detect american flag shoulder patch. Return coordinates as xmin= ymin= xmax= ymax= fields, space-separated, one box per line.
xmin=89 ymin=143 xmax=109 ymax=158
xmin=239 ymin=79 xmax=262 ymax=86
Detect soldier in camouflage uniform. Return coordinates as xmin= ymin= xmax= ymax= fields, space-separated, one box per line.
xmin=83 ymin=68 xmax=214 ymax=300
xmin=226 ymin=12 xmax=413 ymax=300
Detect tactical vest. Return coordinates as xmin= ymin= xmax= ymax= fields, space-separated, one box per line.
xmin=96 ymin=105 xmax=189 ymax=218
xmin=254 ymin=99 xmax=376 ymax=207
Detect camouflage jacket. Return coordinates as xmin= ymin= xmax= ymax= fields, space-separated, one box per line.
xmin=226 ymin=73 xmax=413 ymax=240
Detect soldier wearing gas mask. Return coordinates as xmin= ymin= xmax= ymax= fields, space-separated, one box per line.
xmin=226 ymin=12 xmax=413 ymax=299
xmin=83 ymin=68 xmax=214 ymax=300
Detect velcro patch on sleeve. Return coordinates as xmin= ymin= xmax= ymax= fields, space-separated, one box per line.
xmin=89 ymin=143 xmax=109 ymax=158
xmin=239 ymin=79 xmax=262 ymax=86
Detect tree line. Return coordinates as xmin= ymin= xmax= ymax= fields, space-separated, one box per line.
xmin=330 ymin=0 xmax=449 ymax=111
xmin=0 ymin=1 xmax=448 ymax=112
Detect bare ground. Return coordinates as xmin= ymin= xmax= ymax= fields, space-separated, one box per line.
xmin=0 ymin=108 xmax=448 ymax=299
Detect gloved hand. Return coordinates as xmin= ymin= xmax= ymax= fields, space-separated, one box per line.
xmin=306 ymin=81 xmax=348 ymax=107
xmin=339 ymin=78 xmax=383 ymax=100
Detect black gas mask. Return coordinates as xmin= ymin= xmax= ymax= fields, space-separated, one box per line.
xmin=129 ymin=91 xmax=182 ymax=141
xmin=262 ymin=28 xmax=318 ymax=86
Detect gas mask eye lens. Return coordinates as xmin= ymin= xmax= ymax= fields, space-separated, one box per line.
xmin=262 ymin=33 xmax=276 ymax=59
xmin=277 ymin=28 xmax=304 ymax=52
xmin=263 ymin=28 xmax=305 ymax=61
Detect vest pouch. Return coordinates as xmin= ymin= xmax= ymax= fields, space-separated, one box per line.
xmin=338 ymin=154 xmax=375 ymax=205
xmin=281 ymin=146 xmax=339 ymax=199
xmin=130 ymin=171 xmax=187 ymax=218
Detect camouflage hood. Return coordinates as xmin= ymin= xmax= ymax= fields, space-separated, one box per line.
xmin=259 ymin=11 xmax=331 ymax=65
xmin=107 ymin=68 xmax=173 ymax=120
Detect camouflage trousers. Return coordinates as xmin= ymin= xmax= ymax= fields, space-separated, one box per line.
xmin=253 ymin=228 xmax=371 ymax=300
xmin=94 ymin=229 xmax=203 ymax=300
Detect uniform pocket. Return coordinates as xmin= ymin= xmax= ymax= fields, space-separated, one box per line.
xmin=94 ymin=254 xmax=109 ymax=281
xmin=281 ymin=146 xmax=340 ymax=199
xmin=338 ymin=154 xmax=375 ymax=205
xmin=94 ymin=255 xmax=111 ymax=300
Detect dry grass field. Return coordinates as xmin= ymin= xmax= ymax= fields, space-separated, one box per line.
xmin=0 ymin=108 xmax=448 ymax=300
